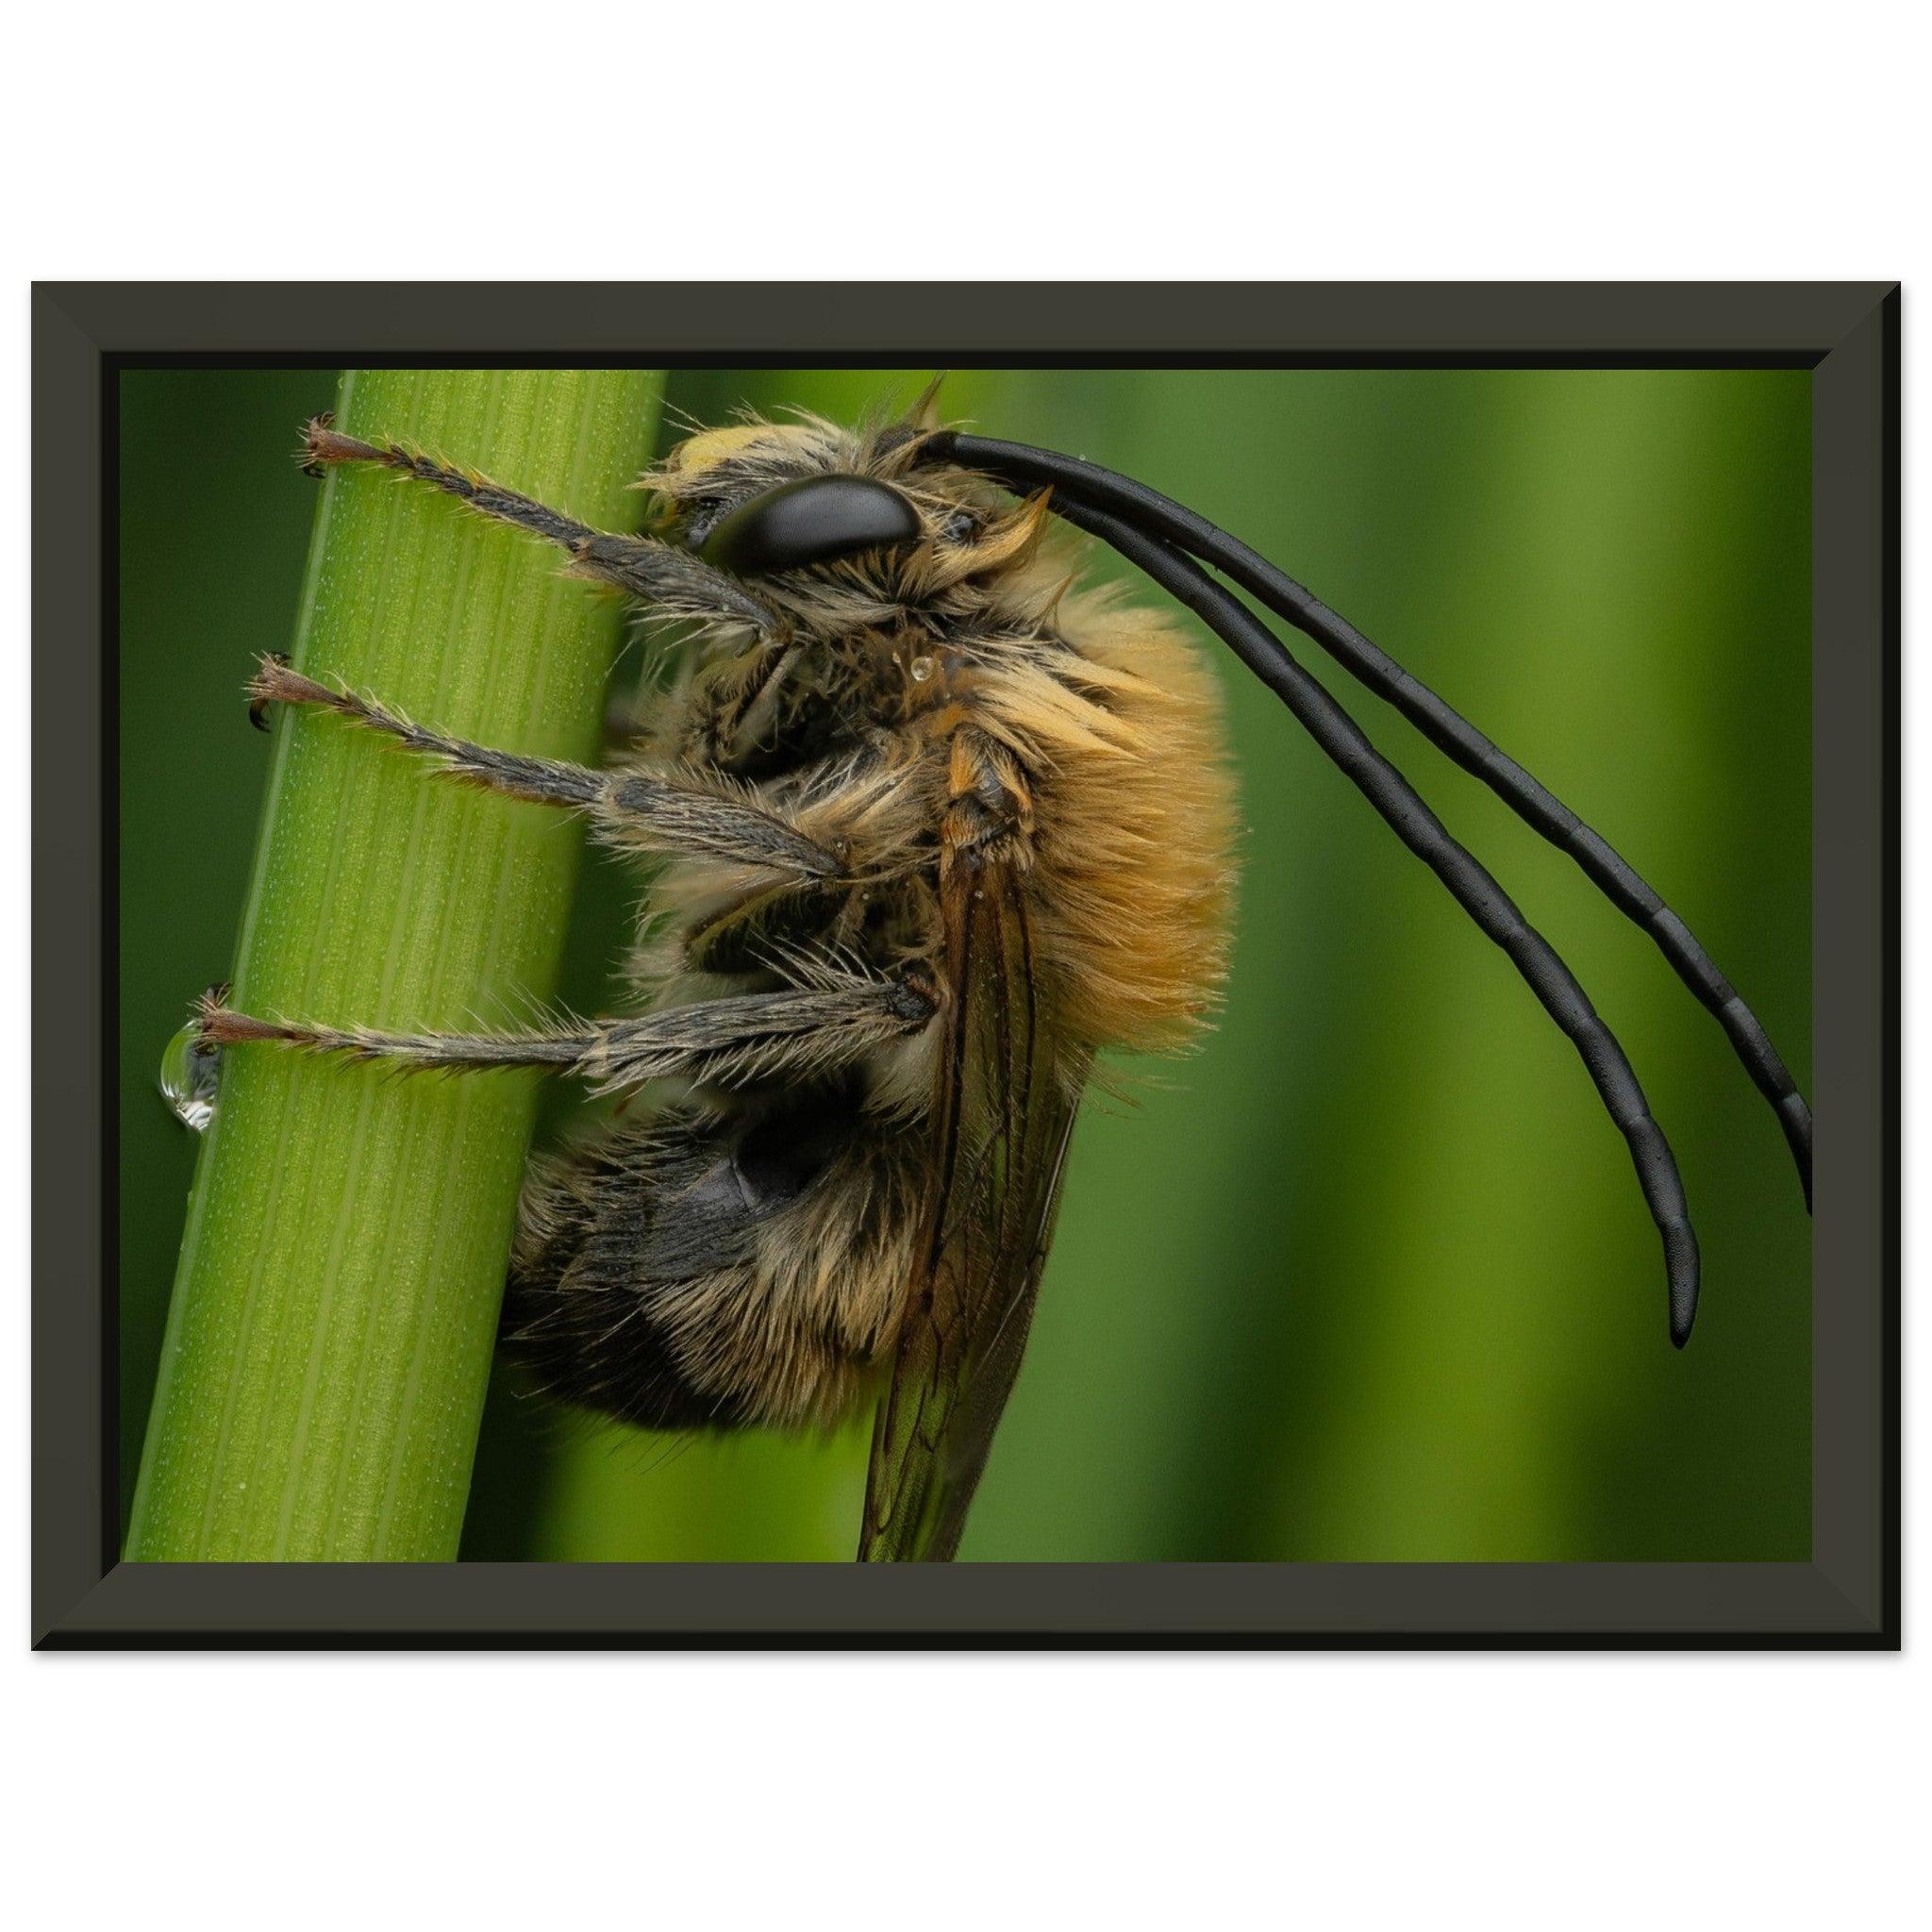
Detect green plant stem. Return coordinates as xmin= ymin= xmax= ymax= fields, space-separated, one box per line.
xmin=127 ymin=368 xmax=662 ymax=1559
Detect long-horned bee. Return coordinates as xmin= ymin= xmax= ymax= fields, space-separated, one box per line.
xmin=201 ymin=386 xmax=1812 ymax=1561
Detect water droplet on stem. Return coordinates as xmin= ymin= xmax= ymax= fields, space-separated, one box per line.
xmin=159 ymin=1022 xmax=222 ymax=1132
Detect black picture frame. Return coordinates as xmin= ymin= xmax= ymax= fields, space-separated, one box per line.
xmin=33 ymin=281 xmax=1899 ymax=1649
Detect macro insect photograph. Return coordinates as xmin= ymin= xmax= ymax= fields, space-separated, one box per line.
xmin=115 ymin=363 xmax=1812 ymax=1567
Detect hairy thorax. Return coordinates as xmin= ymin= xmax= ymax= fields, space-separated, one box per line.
xmin=646 ymin=417 xmax=1235 ymax=1051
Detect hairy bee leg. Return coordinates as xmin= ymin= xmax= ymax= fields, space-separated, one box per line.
xmin=300 ymin=418 xmax=780 ymax=634
xmin=195 ymin=969 xmax=937 ymax=1091
xmin=246 ymin=658 xmax=843 ymax=879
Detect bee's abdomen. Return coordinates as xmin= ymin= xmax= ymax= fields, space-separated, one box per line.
xmin=501 ymin=1274 xmax=754 ymax=1432
xmin=504 ymin=1091 xmax=928 ymax=1431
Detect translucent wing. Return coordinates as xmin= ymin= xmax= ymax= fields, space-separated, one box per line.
xmin=858 ymin=859 xmax=1085 ymax=1562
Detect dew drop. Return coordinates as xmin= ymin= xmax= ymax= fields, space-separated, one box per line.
xmin=908 ymin=655 xmax=934 ymax=684
xmin=159 ymin=1021 xmax=222 ymax=1133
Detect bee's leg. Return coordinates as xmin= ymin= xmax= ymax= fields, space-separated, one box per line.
xmin=195 ymin=967 xmax=936 ymax=1091
xmin=301 ymin=418 xmax=778 ymax=634
xmin=246 ymin=658 xmax=843 ymax=880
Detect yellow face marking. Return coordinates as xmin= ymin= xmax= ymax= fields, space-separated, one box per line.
xmin=668 ymin=423 xmax=814 ymax=478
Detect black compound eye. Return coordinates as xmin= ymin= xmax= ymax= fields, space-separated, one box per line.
xmin=699 ymin=475 xmax=923 ymax=576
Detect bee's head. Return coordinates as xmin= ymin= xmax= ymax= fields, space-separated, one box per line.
xmin=650 ymin=405 xmax=1003 ymax=591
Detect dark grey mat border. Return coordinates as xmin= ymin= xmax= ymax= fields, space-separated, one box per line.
xmin=31 ymin=282 xmax=1899 ymax=1650
xmin=51 ymin=1560 xmax=1874 ymax=1644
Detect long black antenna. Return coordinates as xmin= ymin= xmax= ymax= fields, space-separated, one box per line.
xmin=1041 ymin=494 xmax=1701 ymax=1344
xmin=926 ymin=430 xmax=1811 ymax=1211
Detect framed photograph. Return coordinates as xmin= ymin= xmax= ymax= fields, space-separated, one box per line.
xmin=32 ymin=282 xmax=1897 ymax=1646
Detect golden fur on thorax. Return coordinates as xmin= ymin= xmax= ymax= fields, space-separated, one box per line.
xmin=633 ymin=408 xmax=1238 ymax=1057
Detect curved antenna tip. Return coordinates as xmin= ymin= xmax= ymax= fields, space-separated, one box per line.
xmin=1669 ymin=1269 xmax=1700 ymax=1349
xmin=1662 ymin=1220 xmax=1700 ymax=1348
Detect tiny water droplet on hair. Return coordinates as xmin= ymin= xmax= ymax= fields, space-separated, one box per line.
xmin=159 ymin=1022 xmax=221 ymax=1133
xmin=908 ymin=656 xmax=934 ymax=684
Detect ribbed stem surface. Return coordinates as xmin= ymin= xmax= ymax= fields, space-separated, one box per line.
xmin=128 ymin=367 xmax=661 ymax=1559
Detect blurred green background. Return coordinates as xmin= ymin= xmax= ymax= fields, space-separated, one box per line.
xmin=119 ymin=366 xmax=1811 ymax=1561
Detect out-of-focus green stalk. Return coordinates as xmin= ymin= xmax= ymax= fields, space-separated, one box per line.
xmin=127 ymin=368 xmax=661 ymax=1559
